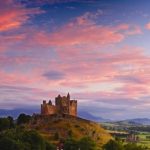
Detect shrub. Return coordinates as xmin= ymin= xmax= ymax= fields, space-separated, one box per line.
xmin=17 ymin=113 xmax=31 ymax=125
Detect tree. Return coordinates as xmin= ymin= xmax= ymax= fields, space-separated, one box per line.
xmin=0 ymin=118 xmax=10 ymax=131
xmin=78 ymin=137 xmax=97 ymax=150
xmin=7 ymin=116 xmax=14 ymax=128
xmin=45 ymin=142 xmax=56 ymax=150
xmin=17 ymin=113 xmax=31 ymax=125
xmin=0 ymin=137 xmax=23 ymax=150
xmin=68 ymin=130 xmax=73 ymax=138
xmin=64 ymin=138 xmax=78 ymax=150
xmin=21 ymin=130 xmax=45 ymax=150
xmin=103 ymin=139 xmax=124 ymax=150
xmin=54 ymin=132 xmax=59 ymax=140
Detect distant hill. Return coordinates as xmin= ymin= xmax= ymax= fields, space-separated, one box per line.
xmin=78 ymin=111 xmax=110 ymax=122
xmin=28 ymin=114 xmax=112 ymax=147
xmin=126 ymin=118 xmax=150 ymax=125
xmin=0 ymin=108 xmax=40 ymax=118
xmin=114 ymin=118 xmax=150 ymax=126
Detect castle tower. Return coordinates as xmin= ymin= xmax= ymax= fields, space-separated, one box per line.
xmin=69 ymin=100 xmax=77 ymax=116
xmin=67 ymin=93 xmax=70 ymax=100
xmin=55 ymin=94 xmax=70 ymax=114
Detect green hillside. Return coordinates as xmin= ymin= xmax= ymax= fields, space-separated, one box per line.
xmin=28 ymin=114 xmax=112 ymax=147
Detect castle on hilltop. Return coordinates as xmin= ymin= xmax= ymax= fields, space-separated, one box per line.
xmin=41 ymin=93 xmax=77 ymax=116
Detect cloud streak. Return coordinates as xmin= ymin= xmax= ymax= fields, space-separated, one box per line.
xmin=0 ymin=0 xmax=43 ymax=32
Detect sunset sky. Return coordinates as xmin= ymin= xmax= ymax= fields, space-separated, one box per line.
xmin=1 ymin=0 xmax=150 ymax=120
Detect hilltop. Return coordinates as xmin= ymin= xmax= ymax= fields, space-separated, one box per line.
xmin=28 ymin=114 xmax=112 ymax=147
xmin=27 ymin=93 xmax=112 ymax=147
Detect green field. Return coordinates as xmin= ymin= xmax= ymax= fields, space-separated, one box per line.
xmin=137 ymin=132 xmax=150 ymax=148
xmin=101 ymin=122 xmax=150 ymax=149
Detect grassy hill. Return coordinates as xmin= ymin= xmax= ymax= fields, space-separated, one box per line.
xmin=28 ymin=114 xmax=112 ymax=147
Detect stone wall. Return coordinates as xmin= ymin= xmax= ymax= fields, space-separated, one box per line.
xmin=41 ymin=100 xmax=57 ymax=115
xmin=69 ymin=100 xmax=77 ymax=116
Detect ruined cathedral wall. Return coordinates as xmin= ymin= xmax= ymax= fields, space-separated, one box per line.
xmin=69 ymin=100 xmax=77 ymax=116
xmin=41 ymin=104 xmax=48 ymax=115
xmin=41 ymin=104 xmax=57 ymax=115
xmin=47 ymin=105 xmax=57 ymax=115
xmin=55 ymin=97 xmax=70 ymax=114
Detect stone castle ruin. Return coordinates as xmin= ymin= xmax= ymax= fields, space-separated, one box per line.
xmin=41 ymin=93 xmax=77 ymax=116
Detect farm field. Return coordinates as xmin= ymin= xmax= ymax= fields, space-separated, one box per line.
xmin=101 ymin=122 xmax=150 ymax=149
xmin=137 ymin=132 xmax=150 ymax=148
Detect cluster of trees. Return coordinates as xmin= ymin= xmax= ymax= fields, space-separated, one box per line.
xmin=60 ymin=138 xmax=149 ymax=150
xmin=0 ymin=128 xmax=55 ymax=150
xmin=0 ymin=114 xmax=56 ymax=150
xmin=63 ymin=137 xmax=97 ymax=150
xmin=0 ymin=116 xmax=14 ymax=131
xmin=0 ymin=113 xmax=31 ymax=131
xmin=103 ymin=139 xmax=149 ymax=150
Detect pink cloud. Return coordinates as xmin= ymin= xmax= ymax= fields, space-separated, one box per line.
xmin=0 ymin=71 xmax=34 ymax=85
xmin=0 ymin=55 xmax=32 ymax=66
xmin=35 ymin=21 xmax=126 ymax=47
xmin=0 ymin=10 xmax=142 ymax=53
xmin=45 ymin=46 xmax=150 ymax=99
xmin=145 ymin=22 xmax=150 ymax=30
xmin=31 ymin=11 xmax=142 ymax=48
xmin=0 ymin=0 xmax=44 ymax=32
xmin=0 ymin=33 xmax=26 ymax=52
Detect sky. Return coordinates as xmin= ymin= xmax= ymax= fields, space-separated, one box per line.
xmin=0 ymin=0 xmax=150 ymax=120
